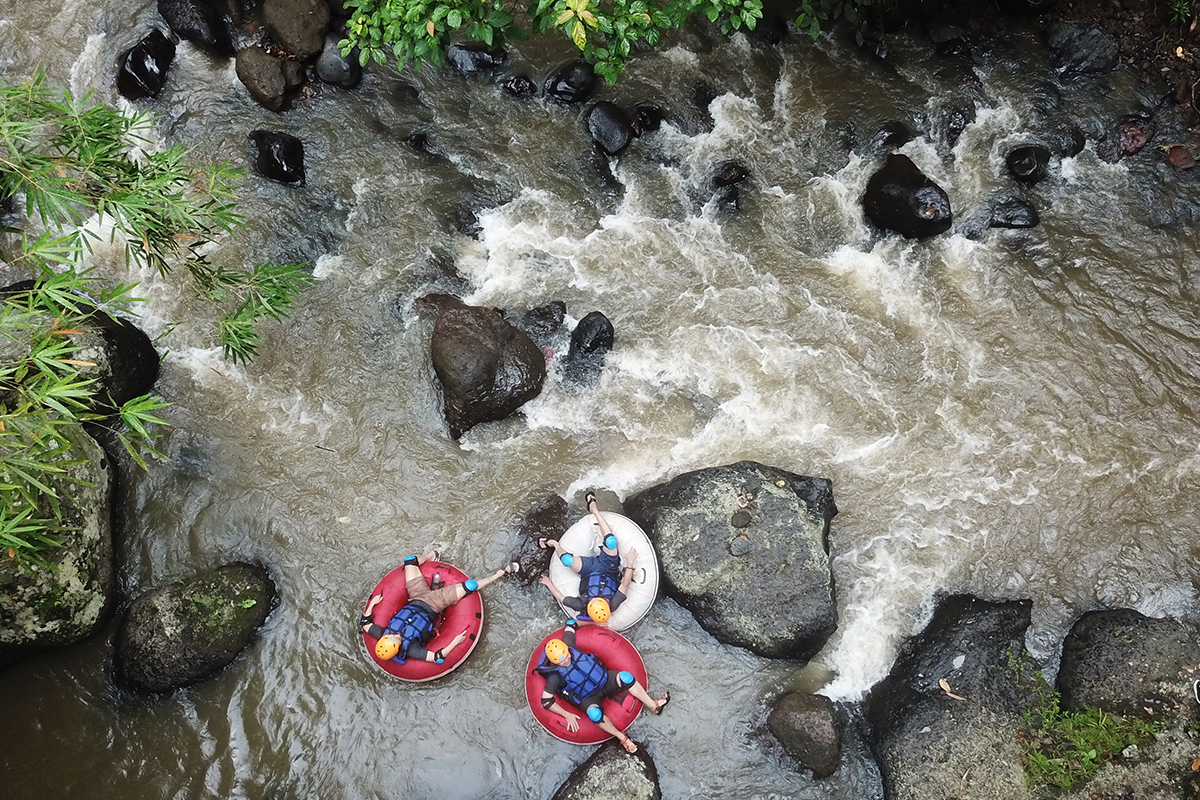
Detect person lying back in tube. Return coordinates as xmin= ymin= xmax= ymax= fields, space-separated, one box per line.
xmin=360 ymin=549 xmax=516 ymax=664
xmin=536 ymin=619 xmax=670 ymax=754
xmin=538 ymin=491 xmax=638 ymax=626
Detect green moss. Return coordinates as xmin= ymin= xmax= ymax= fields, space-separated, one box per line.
xmin=1016 ymin=671 xmax=1159 ymax=792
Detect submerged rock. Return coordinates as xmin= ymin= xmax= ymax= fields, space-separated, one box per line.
xmin=157 ymin=0 xmax=234 ymax=55
xmin=429 ymin=298 xmax=547 ymax=438
xmin=1006 ymin=145 xmax=1051 ymax=184
xmin=446 ymin=43 xmax=506 ymax=74
xmin=509 ymin=494 xmax=567 ymax=586
xmin=248 ymin=130 xmax=306 ymax=186
xmin=115 ymin=563 xmax=277 ymax=693
xmin=517 ymin=301 xmax=567 ymax=351
xmin=767 ymin=692 xmax=842 ymax=779
xmin=1046 ymin=23 xmax=1118 ymax=78
xmin=550 ymin=739 xmax=661 ymax=800
xmin=864 ymin=595 xmax=1041 ymax=800
xmin=562 ymin=310 xmax=613 ymax=386
xmin=116 ymin=29 xmax=176 ymax=100
xmin=501 ymin=74 xmax=537 ymax=97
xmin=545 ymin=60 xmax=596 ymax=104
xmin=862 ymin=154 xmax=952 ymax=238
xmin=586 ymin=101 xmax=635 ymax=156
xmin=990 ymin=196 xmax=1040 ymax=229
xmin=624 ymin=461 xmax=837 ymax=658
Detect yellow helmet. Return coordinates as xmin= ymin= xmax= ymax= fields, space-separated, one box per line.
xmin=586 ymin=597 xmax=611 ymax=623
xmin=375 ymin=635 xmax=401 ymax=660
xmin=545 ymin=638 xmax=570 ymax=665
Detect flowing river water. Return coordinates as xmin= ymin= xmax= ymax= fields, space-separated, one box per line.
xmin=4 ymin=2 xmax=1200 ymax=798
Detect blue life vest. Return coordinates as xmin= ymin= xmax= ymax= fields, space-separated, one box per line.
xmin=539 ymin=646 xmax=609 ymax=706
xmin=383 ymin=602 xmax=437 ymax=664
xmin=584 ymin=570 xmax=619 ymax=600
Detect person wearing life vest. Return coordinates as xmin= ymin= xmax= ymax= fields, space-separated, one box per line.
xmin=359 ymin=549 xmax=517 ymax=664
xmin=538 ymin=491 xmax=639 ymax=626
xmin=536 ymin=620 xmax=670 ymax=754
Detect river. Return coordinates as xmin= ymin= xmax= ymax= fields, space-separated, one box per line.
xmin=2 ymin=2 xmax=1199 ymax=798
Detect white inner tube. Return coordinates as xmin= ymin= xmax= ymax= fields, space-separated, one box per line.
xmin=548 ymin=511 xmax=659 ymax=632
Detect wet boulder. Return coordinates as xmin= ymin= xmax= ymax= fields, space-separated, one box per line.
xmin=447 ymin=43 xmax=506 ymax=74
xmin=862 ymin=154 xmax=952 ymax=239
xmin=551 ymin=739 xmax=661 ymax=800
xmin=753 ymin=12 xmax=787 ymax=46
xmin=990 ymin=197 xmax=1039 ymax=229
xmin=864 ymin=595 xmax=1042 ymax=800
xmin=1056 ymin=609 xmax=1200 ymax=719
xmin=157 ymin=0 xmax=234 ymax=55
xmin=586 ymin=102 xmax=635 ymax=157
xmin=502 ymin=74 xmax=537 ymax=97
xmin=517 ymin=301 xmax=567 ymax=352
xmin=632 ymin=104 xmax=663 ymax=136
xmin=262 ymin=0 xmax=330 ymax=59
xmin=236 ymin=46 xmax=304 ymax=111
xmin=1006 ymin=145 xmax=1051 ymax=184
xmin=1046 ymin=23 xmax=1118 ymax=79
xmin=0 ymin=425 xmax=113 ymax=670
xmin=115 ymin=563 xmax=277 ymax=693
xmin=248 ymin=130 xmax=306 ymax=186
xmin=624 ymin=461 xmax=837 ymax=658
xmin=315 ymin=33 xmax=361 ymax=89
xmin=562 ymin=310 xmax=613 ymax=386
xmin=545 ymin=60 xmax=596 ymax=104
xmin=508 ymin=494 xmax=568 ymax=587
xmin=116 ymin=29 xmax=177 ymax=100
xmin=429 ymin=299 xmax=547 ymax=439
xmin=766 ymin=692 xmax=843 ymax=779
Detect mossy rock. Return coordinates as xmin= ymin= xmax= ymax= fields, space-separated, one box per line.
xmin=550 ymin=739 xmax=661 ymax=800
xmin=115 ymin=562 xmax=276 ymax=693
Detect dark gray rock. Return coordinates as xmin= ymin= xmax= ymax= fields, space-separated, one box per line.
xmin=862 ymin=154 xmax=952 ymax=239
xmin=551 ymin=739 xmax=661 ymax=800
xmin=624 ymin=461 xmax=837 ymax=658
xmin=518 ymin=301 xmax=566 ymax=351
xmin=1006 ymin=145 xmax=1051 ymax=184
xmin=712 ymin=160 xmax=749 ymax=187
xmin=545 ymin=60 xmax=596 ymax=104
xmin=767 ymin=692 xmax=842 ymax=779
xmin=262 ymin=0 xmax=330 ymax=59
xmin=509 ymin=494 xmax=567 ymax=586
xmin=632 ymin=104 xmax=662 ymax=136
xmin=870 ymin=120 xmax=914 ymax=152
xmin=0 ymin=425 xmax=113 ymax=670
xmin=562 ymin=310 xmax=613 ymax=387
xmin=1046 ymin=23 xmax=1118 ymax=78
xmin=117 ymin=29 xmax=176 ymax=100
xmin=865 ymin=595 xmax=1041 ymax=800
xmin=1056 ymin=609 xmax=1200 ymax=719
xmin=586 ymin=102 xmax=634 ymax=157
xmin=990 ymin=197 xmax=1039 ymax=229
xmin=315 ymin=33 xmax=361 ymax=89
xmin=236 ymin=46 xmax=304 ymax=112
xmin=115 ymin=563 xmax=276 ymax=692
xmin=157 ymin=0 xmax=234 ymax=55
xmin=430 ymin=298 xmax=547 ymax=438
xmin=753 ymin=12 xmax=787 ymax=46
xmin=248 ymin=130 xmax=306 ymax=186
xmin=446 ymin=43 xmax=506 ymax=74
xmin=502 ymin=74 xmax=537 ymax=97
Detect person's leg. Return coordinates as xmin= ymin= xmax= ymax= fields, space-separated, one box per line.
xmin=594 ymin=714 xmax=637 ymax=752
xmin=586 ymin=492 xmax=615 ymax=541
xmin=626 ymin=679 xmax=669 ymax=713
xmin=422 ymin=567 xmax=507 ymax=614
xmin=541 ymin=538 xmax=583 ymax=574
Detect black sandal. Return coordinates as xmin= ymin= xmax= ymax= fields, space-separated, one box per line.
xmin=585 ymin=491 xmax=598 ymax=511
xmin=651 ymin=691 xmax=670 ymax=715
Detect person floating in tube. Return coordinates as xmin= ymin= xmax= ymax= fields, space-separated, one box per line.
xmin=536 ymin=619 xmax=670 ymax=753
xmin=538 ymin=491 xmax=638 ymax=627
xmin=360 ymin=549 xmax=518 ymax=664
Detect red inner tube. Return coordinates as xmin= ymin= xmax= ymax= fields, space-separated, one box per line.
xmin=524 ymin=626 xmax=648 ymax=744
xmin=361 ymin=561 xmax=484 ymax=682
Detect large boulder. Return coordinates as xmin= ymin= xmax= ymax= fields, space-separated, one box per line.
xmin=562 ymin=310 xmax=613 ymax=386
xmin=315 ymin=33 xmax=361 ymax=89
xmin=862 ymin=154 xmax=952 ymax=239
xmin=115 ymin=563 xmax=277 ymax=693
xmin=624 ymin=461 xmax=837 ymax=658
xmin=236 ymin=46 xmax=304 ymax=111
xmin=116 ymin=29 xmax=177 ymax=101
xmin=1056 ymin=609 xmax=1200 ymax=719
xmin=1006 ymin=145 xmax=1051 ymax=184
xmin=0 ymin=425 xmax=114 ymax=670
xmin=248 ymin=130 xmax=306 ymax=186
xmin=508 ymin=493 xmax=567 ymax=586
xmin=157 ymin=0 xmax=234 ymax=55
xmin=545 ymin=60 xmax=596 ymax=104
xmin=586 ymin=102 xmax=635 ymax=156
xmin=1046 ymin=23 xmax=1118 ymax=79
xmin=766 ymin=691 xmax=843 ymax=779
xmin=261 ymin=0 xmax=329 ymax=59
xmin=429 ymin=299 xmax=547 ymax=439
xmin=864 ymin=595 xmax=1041 ymax=800
xmin=550 ymin=739 xmax=661 ymax=800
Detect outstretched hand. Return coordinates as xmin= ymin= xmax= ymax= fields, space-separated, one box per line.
xmin=538 ymin=573 xmax=554 ymax=590
xmin=451 ymin=628 xmax=469 ymax=646
xmin=624 ymin=548 xmax=638 ymax=566
xmin=563 ymin=712 xmax=580 ymax=732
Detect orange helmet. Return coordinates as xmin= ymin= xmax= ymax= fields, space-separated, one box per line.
xmin=586 ymin=597 xmax=611 ymax=623
xmin=375 ymin=635 xmax=401 ymax=660
xmin=545 ymin=638 xmax=570 ymax=665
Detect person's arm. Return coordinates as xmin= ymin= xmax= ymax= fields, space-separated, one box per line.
xmin=562 ymin=621 xmax=578 ymax=648
xmin=542 ymin=696 xmax=581 ymax=732
xmin=618 ymin=548 xmax=639 ymax=593
xmin=419 ymin=628 xmax=469 ymax=663
xmin=359 ymin=594 xmax=384 ymax=632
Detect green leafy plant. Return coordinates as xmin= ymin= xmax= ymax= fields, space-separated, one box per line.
xmin=1169 ymin=0 xmax=1193 ymax=25
xmin=340 ymin=0 xmax=763 ymax=83
xmin=1016 ymin=674 xmax=1159 ymax=791
xmin=1 ymin=75 xmax=313 ymax=568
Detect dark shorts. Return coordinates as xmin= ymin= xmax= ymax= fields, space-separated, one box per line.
xmin=577 ymin=670 xmax=628 ymax=713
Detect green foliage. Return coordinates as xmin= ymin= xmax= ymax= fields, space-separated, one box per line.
xmin=1169 ymin=0 xmax=1193 ymax=25
xmin=0 ymin=75 xmax=312 ymax=568
xmin=1016 ymin=674 xmax=1159 ymax=791
xmin=340 ymin=0 xmax=763 ymax=83
xmin=796 ymin=0 xmax=888 ymax=44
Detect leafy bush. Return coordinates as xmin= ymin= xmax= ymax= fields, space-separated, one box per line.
xmin=341 ymin=0 xmax=764 ymax=83
xmin=1 ymin=75 xmax=311 ymax=567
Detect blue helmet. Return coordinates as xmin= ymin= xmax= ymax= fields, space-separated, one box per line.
xmin=604 ymin=534 xmax=618 ymax=550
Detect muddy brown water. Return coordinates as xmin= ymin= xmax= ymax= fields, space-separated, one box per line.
xmin=3 ymin=4 xmax=1200 ymax=799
